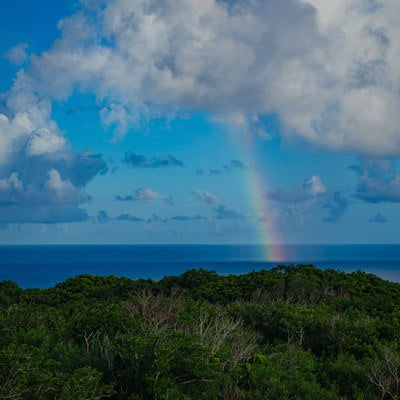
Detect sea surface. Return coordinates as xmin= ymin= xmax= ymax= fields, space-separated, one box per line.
xmin=1 ymin=244 xmax=400 ymax=288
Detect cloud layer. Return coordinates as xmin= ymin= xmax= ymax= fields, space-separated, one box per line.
xmin=191 ymin=189 xmax=220 ymax=205
xmin=3 ymin=0 xmax=400 ymax=228
xmin=0 ymin=71 xmax=107 ymax=223
xmin=267 ymin=175 xmax=326 ymax=203
xmin=350 ymin=158 xmax=400 ymax=203
xmin=14 ymin=0 xmax=400 ymax=155
xmin=116 ymin=187 xmax=173 ymax=205
xmin=266 ymin=175 xmax=349 ymax=223
xmin=122 ymin=152 xmax=184 ymax=168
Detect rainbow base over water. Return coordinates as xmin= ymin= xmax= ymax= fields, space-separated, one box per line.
xmin=246 ymin=168 xmax=285 ymax=262
xmin=230 ymin=127 xmax=285 ymax=262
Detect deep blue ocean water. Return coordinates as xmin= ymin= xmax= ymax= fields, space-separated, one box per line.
xmin=1 ymin=244 xmax=400 ymax=288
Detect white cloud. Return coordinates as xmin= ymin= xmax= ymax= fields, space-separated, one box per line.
xmin=26 ymin=129 xmax=66 ymax=156
xmin=0 ymin=172 xmax=23 ymax=192
xmin=5 ymin=0 xmax=400 ymax=155
xmin=0 ymin=57 xmax=106 ymax=223
xmin=0 ymin=71 xmax=61 ymax=166
xmin=116 ymin=187 xmax=174 ymax=205
xmin=304 ymin=175 xmax=326 ymax=196
xmin=266 ymin=175 xmax=348 ymax=223
xmin=45 ymin=169 xmax=82 ymax=204
xmin=267 ymin=175 xmax=326 ymax=203
xmin=134 ymin=187 xmax=162 ymax=202
xmin=191 ymin=189 xmax=220 ymax=205
xmin=4 ymin=43 xmax=28 ymax=65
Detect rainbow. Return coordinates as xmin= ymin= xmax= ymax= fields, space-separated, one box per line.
xmin=230 ymin=129 xmax=285 ymax=262
xmin=247 ymin=170 xmax=285 ymax=261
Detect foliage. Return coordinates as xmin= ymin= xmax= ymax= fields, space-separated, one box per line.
xmin=1 ymin=265 xmax=400 ymax=399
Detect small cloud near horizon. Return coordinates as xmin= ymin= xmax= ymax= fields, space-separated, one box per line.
xmin=197 ymin=159 xmax=249 ymax=176
xmin=115 ymin=187 xmax=174 ymax=205
xmin=122 ymin=152 xmax=184 ymax=168
xmin=191 ymin=189 xmax=220 ymax=205
xmin=215 ymin=205 xmax=246 ymax=220
xmin=368 ymin=213 xmax=388 ymax=223
xmin=267 ymin=175 xmax=326 ymax=203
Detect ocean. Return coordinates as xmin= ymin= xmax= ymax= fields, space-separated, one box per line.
xmin=1 ymin=244 xmax=400 ymax=288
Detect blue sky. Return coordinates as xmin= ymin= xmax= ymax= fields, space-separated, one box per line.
xmin=0 ymin=0 xmax=399 ymax=246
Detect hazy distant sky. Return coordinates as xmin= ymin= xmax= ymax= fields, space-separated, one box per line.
xmin=0 ymin=0 xmax=400 ymax=244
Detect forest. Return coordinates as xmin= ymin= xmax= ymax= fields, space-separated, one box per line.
xmin=1 ymin=264 xmax=400 ymax=399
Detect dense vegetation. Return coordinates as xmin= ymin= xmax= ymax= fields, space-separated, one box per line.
xmin=1 ymin=265 xmax=400 ymax=399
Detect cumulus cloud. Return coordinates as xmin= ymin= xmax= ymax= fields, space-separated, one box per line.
xmin=4 ymin=43 xmax=29 ymax=65
xmin=15 ymin=0 xmax=400 ymax=155
xmin=350 ymin=158 xmax=400 ymax=203
xmin=0 ymin=172 xmax=23 ymax=194
xmin=133 ymin=188 xmax=162 ymax=202
xmin=0 ymin=147 xmax=105 ymax=223
xmin=191 ymin=189 xmax=220 ymax=205
xmin=3 ymin=0 xmax=400 ymax=228
xmin=115 ymin=187 xmax=173 ymax=205
xmin=26 ymin=129 xmax=66 ymax=156
xmin=0 ymin=67 xmax=107 ymax=223
xmin=303 ymin=175 xmax=326 ymax=196
xmin=0 ymin=149 xmax=105 ymax=205
xmin=267 ymin=175 xmax=326 ymax=203
xmin=122 ymin=152 xmax=184 ymax=168
xmin=267 ymin=176 xmax=349 ymax=222
xmin=44 ymin=169 xmax=83 ymax=204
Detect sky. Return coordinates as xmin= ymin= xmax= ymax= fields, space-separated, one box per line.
xmin=0 ymin=0 xmax=400 ymax=246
